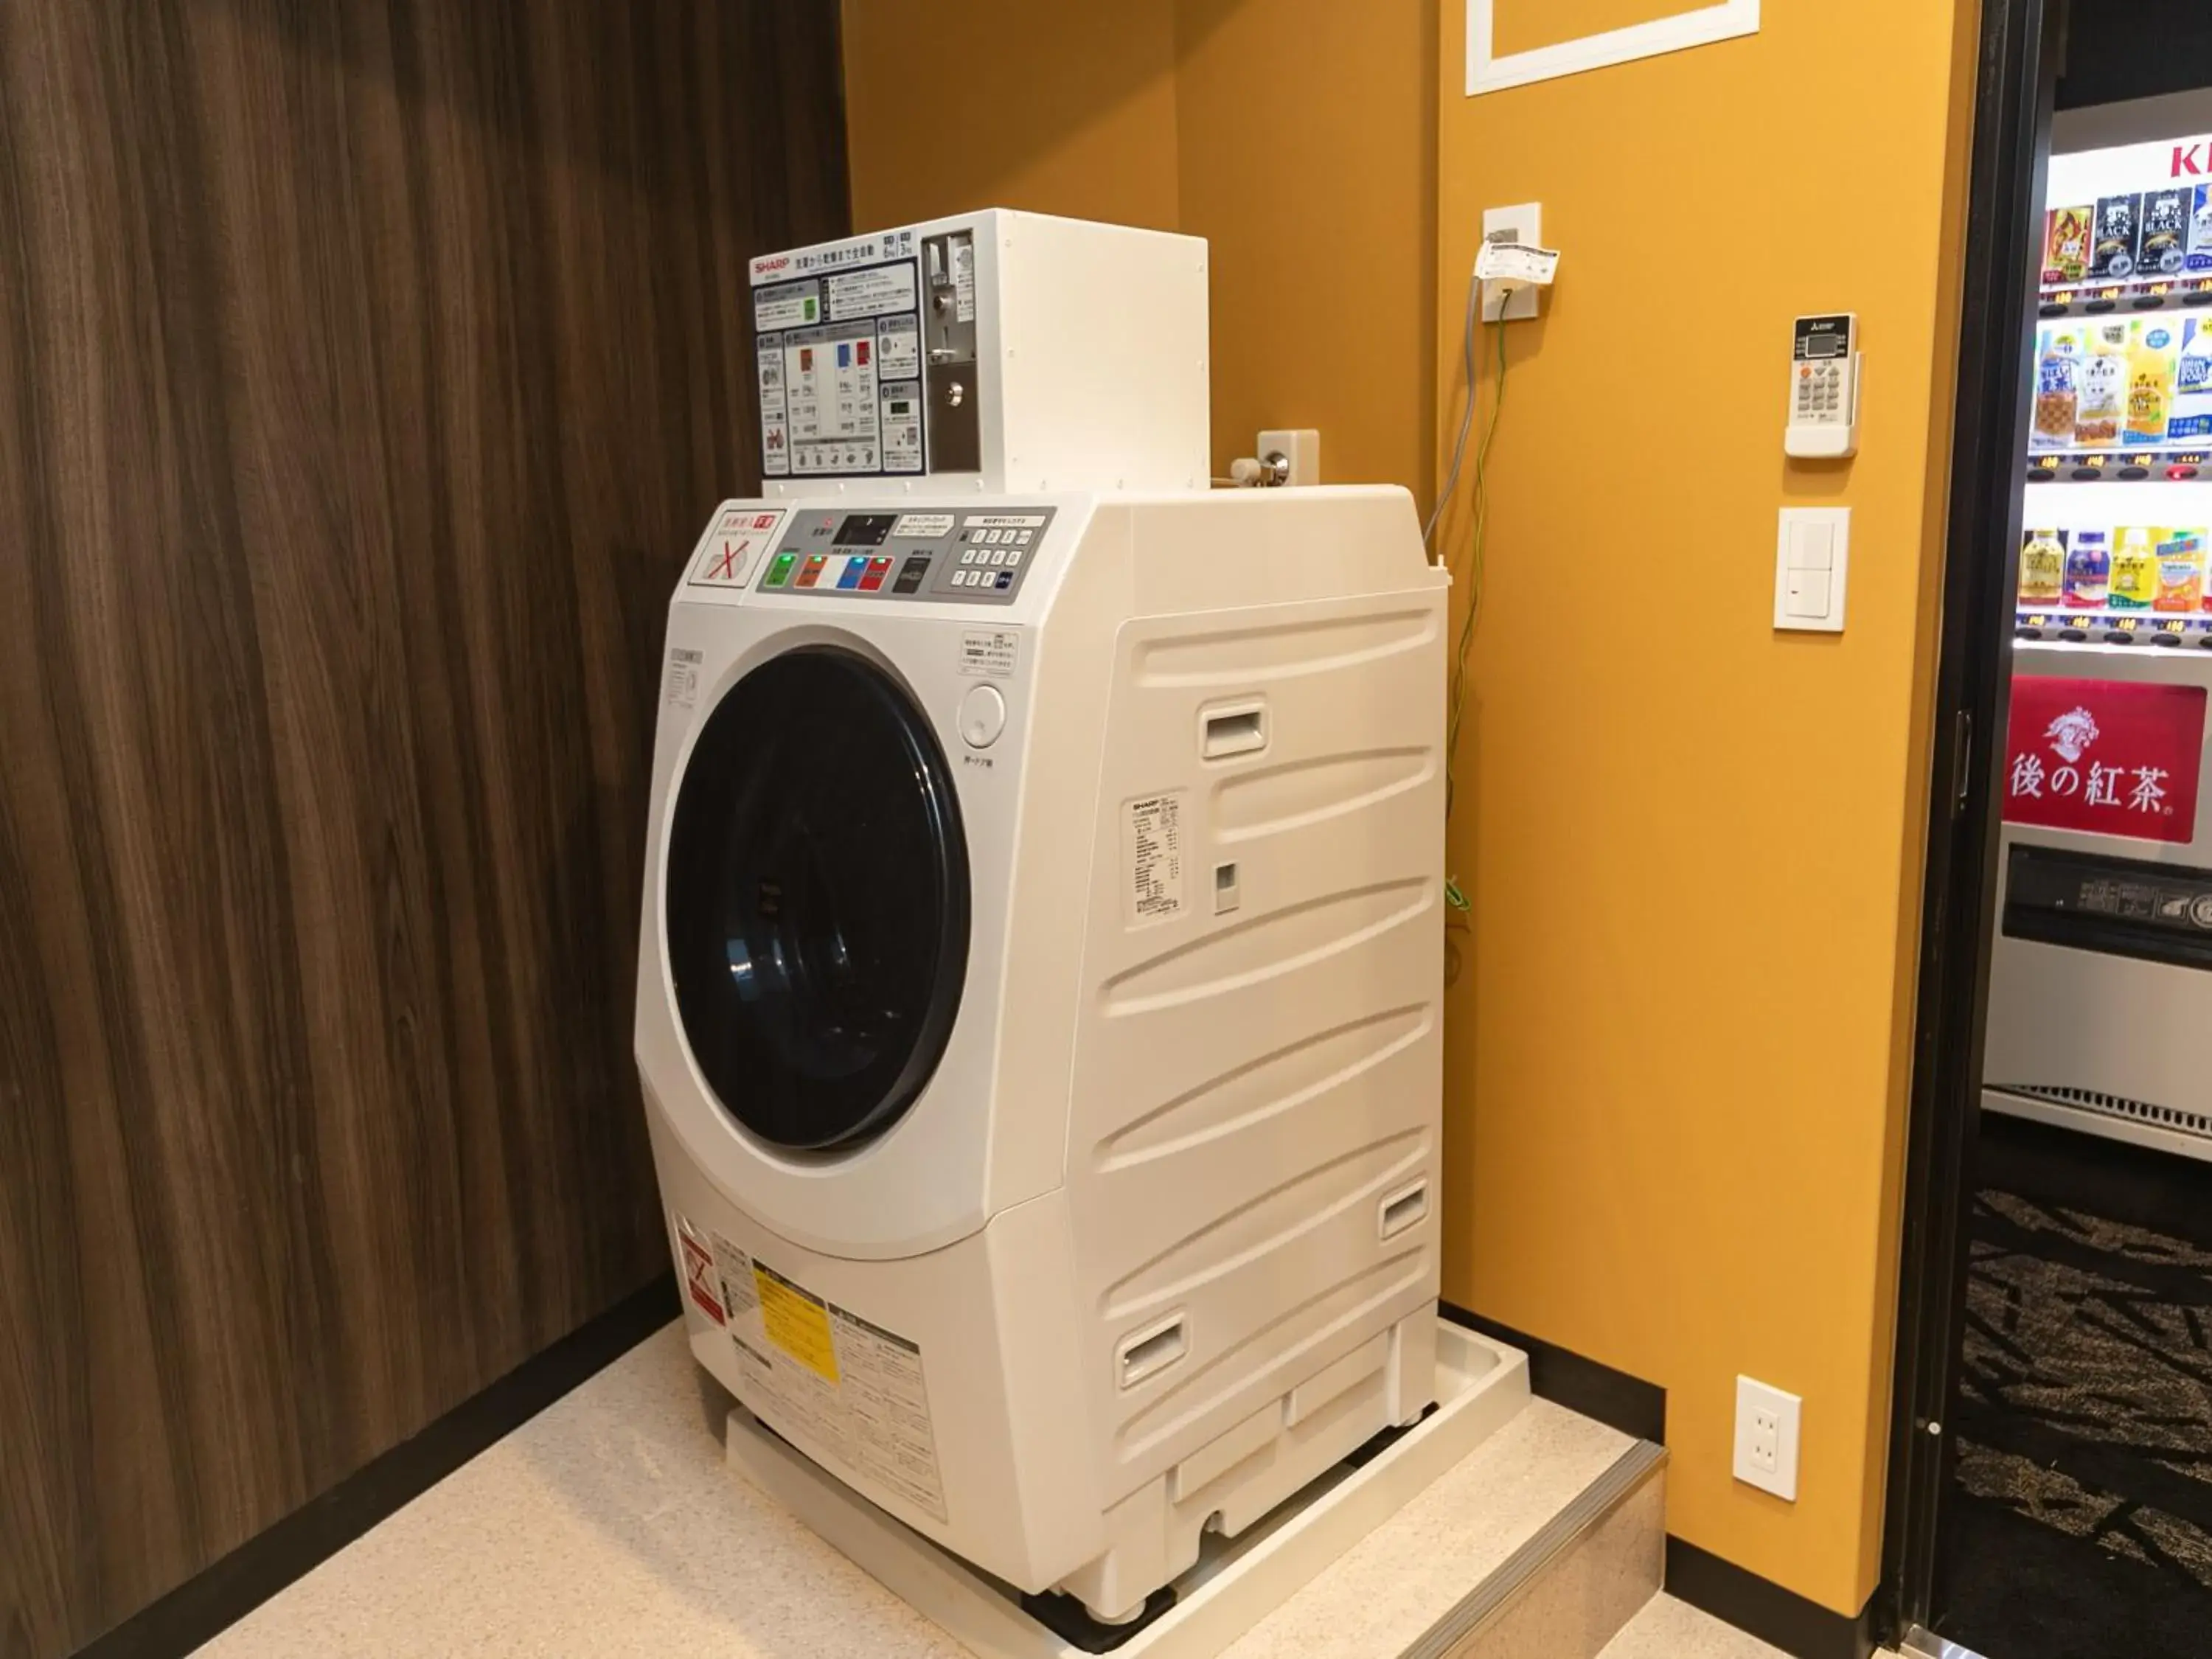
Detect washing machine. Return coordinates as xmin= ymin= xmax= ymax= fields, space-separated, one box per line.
xmin=633 ymin=211 xmax=1450 ymax=1624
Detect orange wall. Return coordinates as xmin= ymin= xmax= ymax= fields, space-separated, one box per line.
xmin=839 ymin=0 xmax=1436 ymax=498
xmin=841 ymin=0 xmax=1181 ymax=234
xmin=1435 ymin=0 xmax=1975 ymax=1615
xmin=1169 ymin=1 xmax=1437 ymax=500
xmin=840 ymin=0 xmax=1975 ymax=1618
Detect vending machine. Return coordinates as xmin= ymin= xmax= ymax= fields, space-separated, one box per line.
xmin=1988 ymin=129 xmax=2212 ymax=1158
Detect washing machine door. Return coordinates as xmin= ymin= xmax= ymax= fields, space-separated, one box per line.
xmin=664 ymin=644 xmax=970 ymax=1152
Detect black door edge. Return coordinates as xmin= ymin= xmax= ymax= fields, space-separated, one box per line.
xmin=1876 ymin=0 xmax=2059 ymax=1642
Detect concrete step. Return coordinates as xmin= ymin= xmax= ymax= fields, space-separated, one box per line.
xmin=1384 ymin=1436 xmax=1665 ymax=1659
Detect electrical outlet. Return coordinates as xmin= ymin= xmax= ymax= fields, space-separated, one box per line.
xmin=1733 ymin=1376 xmax=1801 ymax=1501
xmin=1257 ymin=428 xmax=1320 ymax=486
xmin=1481 ymin=202 xmax=1543 ymax=321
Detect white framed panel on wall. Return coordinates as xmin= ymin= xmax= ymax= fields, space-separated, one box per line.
xmin=1467 ymin=0 xmax=1759 ymax=96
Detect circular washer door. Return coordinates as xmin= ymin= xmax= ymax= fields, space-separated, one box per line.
xmin=664 ymin=645 xmax=970 ymax=1152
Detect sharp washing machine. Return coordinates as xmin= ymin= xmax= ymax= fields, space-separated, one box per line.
xmin=635 ymin=210 xmax=1450 ymax=1625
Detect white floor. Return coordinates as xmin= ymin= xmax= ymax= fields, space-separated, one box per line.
xmin=1599 ymin=1594 xmax=1912 ymax=1659
xmin=193 ymin=1313 xmax=1876 ymax=1659
xmin=196 ymin=1321 xmax=1632 ymax=1658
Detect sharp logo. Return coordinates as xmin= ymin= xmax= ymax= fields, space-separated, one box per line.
xmin=753 ymin=254 xmax=793 ymax=276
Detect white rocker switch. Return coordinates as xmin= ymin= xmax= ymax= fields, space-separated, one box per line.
xmin=1775 ymin=507 xmax=1849 ymax=633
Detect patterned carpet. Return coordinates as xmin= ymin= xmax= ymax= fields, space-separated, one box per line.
xmin=1938 ymin=1113 xmax=2212 ymax=1657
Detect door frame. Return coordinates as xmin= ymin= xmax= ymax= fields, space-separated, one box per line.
xmin=1877 ymin=0 xmax=2059 ymax=1641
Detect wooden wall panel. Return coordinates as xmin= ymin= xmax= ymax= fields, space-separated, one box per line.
xmin=0 ymin=4 xmax=848 ymax=1655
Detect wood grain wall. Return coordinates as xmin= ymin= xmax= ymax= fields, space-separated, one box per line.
xmin=0 ymin=4 xmax=847 ymax=1655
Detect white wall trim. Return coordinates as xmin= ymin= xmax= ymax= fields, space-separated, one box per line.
xmin=1467 ymin=0 xmax=1759 ymax=96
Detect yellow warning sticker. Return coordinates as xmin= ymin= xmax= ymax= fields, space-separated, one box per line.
xmin=754 ymin=1263 xmax=840 ymax=1382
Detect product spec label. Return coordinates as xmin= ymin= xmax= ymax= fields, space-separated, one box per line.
xmin=663 ymin=647 xmax=703 ymax=710
xmin=1125 ymin=793 xmax=1187 ymax=925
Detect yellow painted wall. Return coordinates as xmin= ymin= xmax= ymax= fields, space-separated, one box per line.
xmin=1169 ymin=1 xmax=1437 ymax=500
xmin=840 ymin=0 xmax=1977 ymax=1619
xmin=841 ymin=0 xmax=1182 ymax=234
xmin=839 ymin=0 xmax=1436 ymax=497
xmin=1435 ymin=0 xmax=1975 ymax=1615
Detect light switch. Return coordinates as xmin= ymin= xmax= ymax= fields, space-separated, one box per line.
xmin=1790 ymin=522 xmax=1835 ymax=571
xmin=1775 ymin=507 xmax=1850 ymax=633
xmin=1785 ymin=568 xmax=1833 ymax=617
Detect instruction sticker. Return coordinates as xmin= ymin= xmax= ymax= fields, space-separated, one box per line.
xmin=754 ymin=282 xmax=821 ymax=333
xmin=880 ymin=384 xmax=923 ymax=473
xmin=877 ymin=315 xmax=921 ymax=378
xmin=1125 ymin=793 xmax=1187 ymax=925
xmin=952 ymin=237 xmax=976 ymax=323
xmin=696 ymin=1229 xmax=948 ymax=1522
xmin=827 ymin=263 xmax=917 ymax=321
xmin=758 ymin=345 xmax=790 ymax=476
xmin=751 ymin=234 xmax=925 ymax=479
xmin=959 ymin=629 xmax=1019 ymax=678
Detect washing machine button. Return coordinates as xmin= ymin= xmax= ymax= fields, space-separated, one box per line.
xmin=959 ymin=684 xmax=1006 ymax=748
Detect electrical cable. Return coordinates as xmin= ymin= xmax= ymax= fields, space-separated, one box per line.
xmin=1422 ymin=264 xmax=1484 ymax=554
xmin=1439 ymin=310 xmax=1509 ymax=916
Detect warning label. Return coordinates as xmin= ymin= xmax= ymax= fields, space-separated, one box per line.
xmin=1125 ymin=793 xmax=1186 ymax=925
xmin=681 ymin=1220 xmax=947 ymax=1522
xmin=675 ymin=1218 xmax=725 ymax=1324
xmin=755 ymin=1263 xmax=839 ymax=1382
xmin=687 ymin=506 xmax=786 ymax=589
xmin=959 ymin=629 xmax=1019 ymax=678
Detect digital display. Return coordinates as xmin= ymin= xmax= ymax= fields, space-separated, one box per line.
xmin=1804 ymin=332 xmax=1847 ymax=360
xmin=835 ymin=513 xmax=897 ymax=547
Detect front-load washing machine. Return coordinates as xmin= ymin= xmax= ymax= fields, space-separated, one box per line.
xmin=636 ymin=487 xmax=1449 ymax=1621
xmin=634 ymin=211 xmax=1450 ymax=1625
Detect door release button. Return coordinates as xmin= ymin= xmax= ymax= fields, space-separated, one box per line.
xmin=959 ymin=684 xmax=1006 ymax=748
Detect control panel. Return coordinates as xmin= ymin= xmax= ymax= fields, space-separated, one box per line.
xmin=1785 ymin=313 xmax=1860 ymax=459
xmin=754 ymin=507 xmax=1057 ymax=607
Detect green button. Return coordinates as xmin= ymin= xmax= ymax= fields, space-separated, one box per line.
xmin=765 ymin=552 xmax=798 ymax=587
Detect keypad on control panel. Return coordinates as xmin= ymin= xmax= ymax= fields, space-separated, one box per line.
xmin=754 ymin=508 xmax=1054 ymax=605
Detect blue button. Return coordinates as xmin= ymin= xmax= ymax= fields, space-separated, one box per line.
xmin=995 ymin=570 xmax=1013 ymax=590
xmin=835 ymin=556 xmax=867 ymax=590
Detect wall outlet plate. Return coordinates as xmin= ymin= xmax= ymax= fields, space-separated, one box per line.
xmin=1481 ymin=202 xmax=1543 ymax=321
xmin=1258 ymin=428 xmax=1321 ymax=486
xmin=1733 ymin=1375 xmax=1802 ymax=1501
